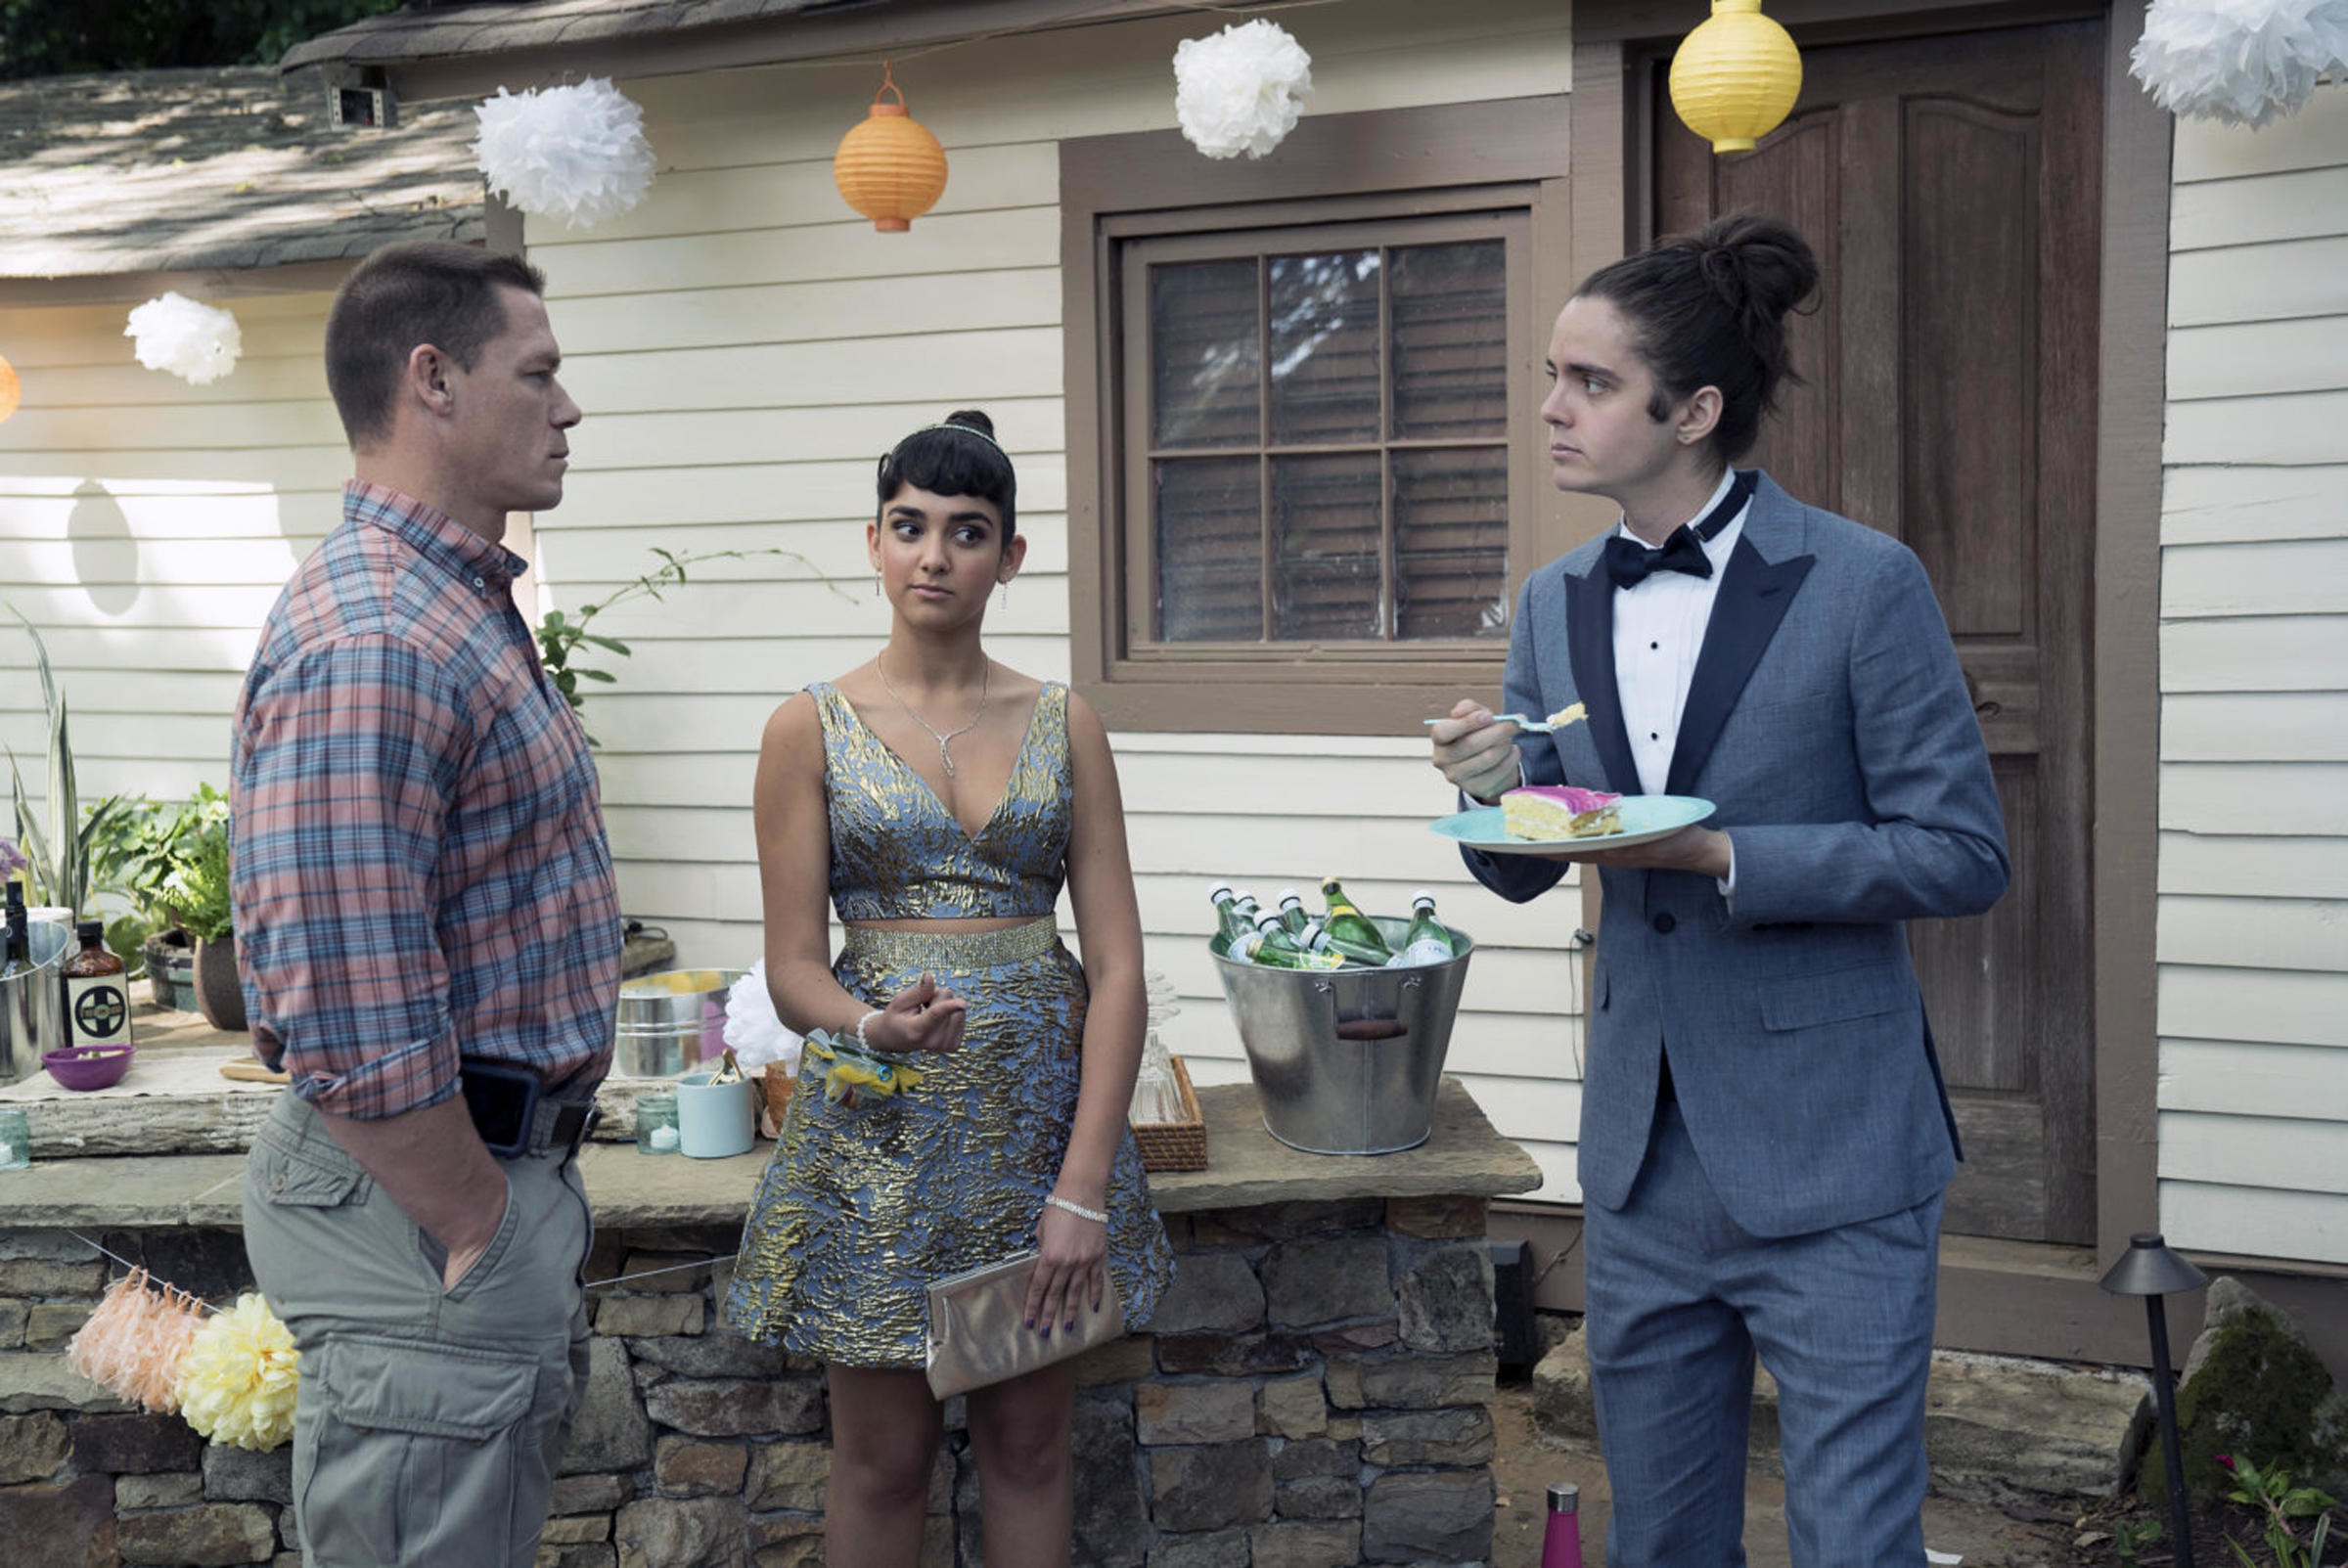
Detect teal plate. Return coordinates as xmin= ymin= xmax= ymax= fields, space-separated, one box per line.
xmin=1429 ymin=794 xmax=1716 ymax=856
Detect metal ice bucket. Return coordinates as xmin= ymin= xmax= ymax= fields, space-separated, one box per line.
xmin=1211 ymin=916 xmax=1474 ymax=1155
xmin=1 ymin=918 xmax=70 ymax=1088
xmin=613 ymin=968 xmax=745 ymax=1078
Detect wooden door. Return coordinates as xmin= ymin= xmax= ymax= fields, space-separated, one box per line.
xmin=1653 ymin=19 xmax=2101 ymax=1243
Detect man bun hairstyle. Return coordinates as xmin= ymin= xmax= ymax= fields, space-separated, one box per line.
xmin=1575 ymin=213 xmax=1820 ymax=461
xmin=325 ymin=241 xmax=548 ymax=450
xmin=877 ymin=409 xmax=1018 ymax=541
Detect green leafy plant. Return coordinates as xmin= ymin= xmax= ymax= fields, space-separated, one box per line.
xmin=6 ymin=604 xmax=131 ymax=917
xmin=534 ymin=545 xmax=843 ymax=744
xmin=2113 ymin=1516 xmax=2161 ymax=1562
xmin=2220 ymin=1455 xmax=2337 ymax=1568
xmin=162 ymin=814 xmax=233 ymax=945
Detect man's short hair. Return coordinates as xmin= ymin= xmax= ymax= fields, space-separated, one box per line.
xmin=325 ymin=242 xmax=548 ymax=448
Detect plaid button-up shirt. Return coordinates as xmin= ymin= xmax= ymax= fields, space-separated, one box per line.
xmin=231 ymin=482 xmax=622 ymax=1120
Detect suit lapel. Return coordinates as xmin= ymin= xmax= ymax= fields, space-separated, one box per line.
xmin=1564 ymin=563 xmax=1642 ymax=795
xmin=1666 ymin=515 xmax=1818 ymax=797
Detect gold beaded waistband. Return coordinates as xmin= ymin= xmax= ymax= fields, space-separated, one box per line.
xmin=840 ymin=917 xmax=1061 ymax=970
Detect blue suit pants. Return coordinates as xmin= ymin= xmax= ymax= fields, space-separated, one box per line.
xmin=1585 ymin=1098 xmax=1943 ymax=1567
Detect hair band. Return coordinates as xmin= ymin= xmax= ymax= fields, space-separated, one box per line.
xmin=890 ymin=422 xmax=1009 ymax=462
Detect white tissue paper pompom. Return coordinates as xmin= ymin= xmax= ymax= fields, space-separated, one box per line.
xmin=124 ymin=292 xmax=242 ymax=385
xmin=2130 ymin=0 xmax=2348 ymax=128
xmin=1174 ymin=19 xmax=1314 ymax=159
xmin=724 ymin=961 xmax=802 ymax=1077
xmin=473 ymin=77 xmax=656 ymax=228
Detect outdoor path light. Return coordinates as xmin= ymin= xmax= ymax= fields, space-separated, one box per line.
xmin=2100 ymin=1231 xmax=2210 ymax=1568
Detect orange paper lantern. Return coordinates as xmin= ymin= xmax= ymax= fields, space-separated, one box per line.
xmin=834 ymin=67 xmax=948 ymax=233
xmin=0 ymin=352 xmax=19 ymax=425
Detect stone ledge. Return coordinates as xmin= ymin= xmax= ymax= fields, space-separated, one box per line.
xmin=0 ymin=1078 xmax=1541 ymax=1231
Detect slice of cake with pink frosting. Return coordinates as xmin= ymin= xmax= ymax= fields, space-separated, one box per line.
xmin=1501 ymin=784 xmax=1623 ymax=841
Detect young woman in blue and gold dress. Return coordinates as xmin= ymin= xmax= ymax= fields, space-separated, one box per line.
xmin=725 ymin=410 xmax=1174 ymax=1566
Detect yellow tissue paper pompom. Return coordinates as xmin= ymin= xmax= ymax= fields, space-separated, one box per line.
xmin=175 ymin=1293 xmax=300 ymax=1452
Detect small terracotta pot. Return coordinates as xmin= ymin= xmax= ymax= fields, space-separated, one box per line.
xmin=192 ymin=934 xmax=248 ymax=1034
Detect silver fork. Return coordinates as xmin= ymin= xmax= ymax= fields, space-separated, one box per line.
xmin=1422 ymin=706 xmax=1587 ymax=736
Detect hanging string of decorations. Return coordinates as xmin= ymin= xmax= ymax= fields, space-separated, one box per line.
xmin=2130 ymin=0 xmax=2348 ymax=129
xmin=833 ymin=63 xmax=950 ymax=232
xmin=125 ymin=292 xmax=243 ymax=385
xmin=472 ymin=76 xmax=657 ymax=228
xmin=1173 ymin=18 xmax=1315 ymax=159
xmin=1669 ymin=0 xmax=1805 ymax=156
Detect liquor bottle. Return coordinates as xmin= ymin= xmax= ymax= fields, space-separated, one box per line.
xmin=61 ymin=921 xmax=133 ymax=1053
xmin=1541 ymin=1482 xmax=1584 ymax=1568
xmin=1 ymin=882 xmax=32 ymax=1070
xmin=1318 ymin=876 xmax=1394 ymax=964
xmin=1386 ymin=891 xmax=1458 ymax=968
xmin=1274 ymin=888 xmax=1310 ymax=936
xmin=1248 ymin=913 xmax=1344 ymax=971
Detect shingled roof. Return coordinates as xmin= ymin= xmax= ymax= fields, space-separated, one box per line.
xmin=281 ymin=0 xmax=828 ymax=70
xmin=0 ymin=66 xmax=482 ymax=279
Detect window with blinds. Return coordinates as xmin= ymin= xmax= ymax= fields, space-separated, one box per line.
xmin=1125 ymin=214 xmax=1523 ymax=651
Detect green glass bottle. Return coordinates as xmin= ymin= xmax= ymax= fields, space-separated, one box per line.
xmin=1207 ymin=883 xmax=1259 ymax=947
xmin=1387 ymin=890 xmax=1458 ymax=967
xmin=1275 ymin=888 xmax=1310 ymax=936
xmin=1318 ymin=876 xmax=1395 ymax=964
xmin=1249 ymin=913 xmax=1345 ymax=971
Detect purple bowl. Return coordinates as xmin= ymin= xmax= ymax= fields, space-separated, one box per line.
xmin=44 ymin=1046 xmax=133 ymax=1092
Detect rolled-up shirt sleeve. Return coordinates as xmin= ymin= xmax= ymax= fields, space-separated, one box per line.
xmin=231 ymin=634 xmax=470 ymax=1119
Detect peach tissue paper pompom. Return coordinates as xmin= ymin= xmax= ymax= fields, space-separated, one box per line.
xmin=175 ymin=1292 xmax=300 ymax=1452
xmin=68 ymin=1269 xmax=208 ymax=1413
xmin=474 ymin=77 xmax=656 ymax=229
xmin=125 ymin=292 xmax=243 ymax=385
xmin=1174 ymin=19 xmax=1314 ymax=158
xmin=2130 ymin=0 xmax=2348 ymax=127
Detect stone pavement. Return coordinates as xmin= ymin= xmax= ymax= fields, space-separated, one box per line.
xmin=1503 ymin=1320 xmax=2154 ymax=1566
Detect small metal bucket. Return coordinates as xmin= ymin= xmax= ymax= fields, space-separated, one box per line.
xmin=613 ymin=968 xmax=745 ymax=1078
xmin=1 ymin=919 xmax=70 ymax=1088
xmin=1211 ymin=916 xmax=1474 ymax=1155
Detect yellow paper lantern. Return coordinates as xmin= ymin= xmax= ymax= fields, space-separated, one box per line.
xmin=0 ymin=352 xmax=18 ymax=425
xmin=834 ymin=67 xmax=948 ymax=233
xmin=1669 ymin=0 xmax=1803 ymax=156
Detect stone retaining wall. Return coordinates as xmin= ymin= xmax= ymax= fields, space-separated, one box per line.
xmin=0 ymin=1195 xmax=1501 ymax=1567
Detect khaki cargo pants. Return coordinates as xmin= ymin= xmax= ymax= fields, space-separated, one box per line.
xmin=242 ymin=1090 xmax=594 ymax=1568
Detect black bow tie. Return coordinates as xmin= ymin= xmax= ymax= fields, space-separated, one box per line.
xmin=1603 ymin=526 xmax=1712 ymax=589
xmin=1602 ymin=470 xmax=1758 ymax=592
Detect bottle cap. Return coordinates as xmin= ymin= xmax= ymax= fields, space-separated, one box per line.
xmin=1548 ymin=1482 xmax=1579 ymax=1511
xmin=1411 ymin=888 xmax=1434 ymax=905
xmin=76 ymin=920 xmax=104 ymax=942
xmin=1207 ymin=882 xmax=1234 ymax=901
xmin=1278 ymin=887 xmax=1303 ymax=905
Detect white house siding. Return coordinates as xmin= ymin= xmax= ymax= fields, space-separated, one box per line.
xmin=528 ymin=0 xmax=1591 ymax=1198
xmin=0 ymin=281 xmax=343 ymax=813
xmin=2156 ymin=82 xmax=2348 ymax=1265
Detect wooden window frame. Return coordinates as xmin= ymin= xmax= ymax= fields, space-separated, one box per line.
xmin=1062 ymin=96 xmax=1579 ymax=735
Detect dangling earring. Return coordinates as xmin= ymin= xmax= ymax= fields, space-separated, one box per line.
xmin=998 ymin=577 xmax=1011 ymax=605
xmin=873 ymin=570 xmax=881 ymax=598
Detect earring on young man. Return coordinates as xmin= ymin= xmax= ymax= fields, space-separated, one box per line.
xmin=997 ymin=577 xmax=1011 ymax=605
xmin=873 ymin=570 xmax=881 ymax=598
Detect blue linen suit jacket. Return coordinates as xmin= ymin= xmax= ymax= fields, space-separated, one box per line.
xmin=1464 ymin=472 xmax=2010 ymax=1238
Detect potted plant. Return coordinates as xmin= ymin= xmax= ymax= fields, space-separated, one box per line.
xmin=159 ymin=804 xmax=240 ymax=1033
xmin=6 ymin=606 xmax=132 ymax=924
xmin=104 ymin=789 xmax=227 ymax=1012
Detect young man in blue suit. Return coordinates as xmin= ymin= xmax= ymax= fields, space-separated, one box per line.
xmin=1431 ymin=216 xmax=2009 ymax=1566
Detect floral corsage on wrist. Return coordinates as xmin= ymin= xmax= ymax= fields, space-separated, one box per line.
xmin=798 ymin=1027 xmax=923 ymax=1109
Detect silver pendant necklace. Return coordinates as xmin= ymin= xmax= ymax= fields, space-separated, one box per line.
xmin=878 ymin=652 xmax=990 ymax=779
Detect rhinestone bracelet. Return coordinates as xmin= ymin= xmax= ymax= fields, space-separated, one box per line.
xmin=1044 ymin=1194 xmax=1107 ymax=1225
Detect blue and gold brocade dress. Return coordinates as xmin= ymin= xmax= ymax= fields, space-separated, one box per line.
xmin=724 ymin=681 xmax=1175 ymax=1367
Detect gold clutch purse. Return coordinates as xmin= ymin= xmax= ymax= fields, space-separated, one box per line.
xmin=924 ymin=1250 xmax=1126 ymax=1400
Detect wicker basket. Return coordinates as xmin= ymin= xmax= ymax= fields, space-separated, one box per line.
xmin=1131 ymin=1053 xmax=1207 ymax=1173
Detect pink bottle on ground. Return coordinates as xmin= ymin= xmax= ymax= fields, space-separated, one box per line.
xmin=1541 ymin=1481 xmax=1585 ymax=1568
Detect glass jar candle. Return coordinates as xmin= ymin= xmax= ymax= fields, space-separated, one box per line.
xmin=0 ymin=1106 xmax=30 ymax=1171
xmin=634 ymin=1093 xmax=680 ymax=1155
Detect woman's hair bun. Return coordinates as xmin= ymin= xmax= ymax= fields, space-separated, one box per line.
xmin=1692 ymin=214 xmax=1820 ymax=323
xmin=942 ymin=409 xmax=996 ymax=439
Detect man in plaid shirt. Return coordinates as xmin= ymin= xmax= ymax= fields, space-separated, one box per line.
xmin=233 ymin=241 xmax=620 ymax=1568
